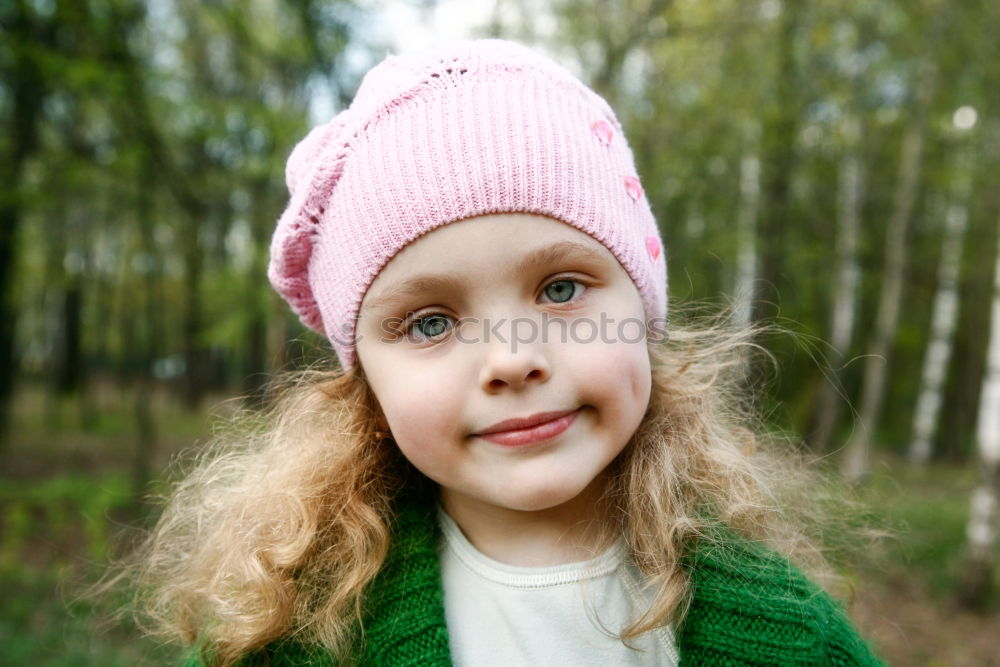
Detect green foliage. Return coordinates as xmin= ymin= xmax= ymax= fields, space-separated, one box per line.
xmin=5 ymin=0 xmax=372 ymax=406
xmin=1 ymin=570 xmax=177 ymax=666
xmin=0 ymin=473 xmax=131 ymax=573
xmin=0 ymin=473 xmax=177 ymax=665
xmin=858 ymin=462 xmax=987 ymax=598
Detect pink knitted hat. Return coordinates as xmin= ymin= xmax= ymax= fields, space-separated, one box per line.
xmin=269 ymin=39 xmax=666 ymax=369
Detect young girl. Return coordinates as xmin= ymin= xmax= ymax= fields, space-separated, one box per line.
xmin=130 ymin=40 xmax=882 ymax=665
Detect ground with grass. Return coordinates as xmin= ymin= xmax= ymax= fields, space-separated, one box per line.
xmin=849 ymin=463 xmax=1000 ymax=666
xmin=1 ymin=384 xmax=997 ymax=665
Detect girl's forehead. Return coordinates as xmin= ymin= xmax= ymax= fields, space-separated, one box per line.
xmin=360 ymin=214 xmax=620 ymax=310
xmin=380 ymin=213 xmax=605 ymax=273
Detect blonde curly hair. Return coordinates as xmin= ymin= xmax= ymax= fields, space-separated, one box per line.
xmin=117 ymin=320 xmax=840 ymax=666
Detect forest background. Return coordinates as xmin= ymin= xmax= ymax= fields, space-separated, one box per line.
xmin=1 ymin=0 xmax=999 ymax=664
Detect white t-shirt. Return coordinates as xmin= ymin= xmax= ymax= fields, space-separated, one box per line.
xmin=438 ymin=508 xmax=679 ymax=666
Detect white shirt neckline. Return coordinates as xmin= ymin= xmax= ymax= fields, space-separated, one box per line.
xmin=437 ymin=506 xmax=629 ymax=589
xmin=436 ymin=505 xmax=680 ymax=666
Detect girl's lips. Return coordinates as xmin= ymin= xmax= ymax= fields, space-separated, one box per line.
xmin=475 ymin=409 xmax=581 ymax=447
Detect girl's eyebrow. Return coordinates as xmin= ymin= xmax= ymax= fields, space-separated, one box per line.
xmin=365 ymin=273 xmax=466 ymax=314
xmin=515 ymin=240 xmax=607 ymax=275
xmin=364 ymin=240 xmax=608 ymax=314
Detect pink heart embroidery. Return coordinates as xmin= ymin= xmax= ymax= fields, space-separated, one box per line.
xmin=591 ymin=120 xmax=613 ymax=146
xmin=646 ymin=236 xmax=661 ymax=261
xmin=624 ymin=176 xmax=643 ymax=201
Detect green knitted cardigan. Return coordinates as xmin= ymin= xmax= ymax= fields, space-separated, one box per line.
xmin=196 ymin=499 xmax=881 ymax=666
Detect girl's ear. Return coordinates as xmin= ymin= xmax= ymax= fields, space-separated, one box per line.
xmin=372 ymin=402 xmax=392 ymax=434
xmin=354 ymin=360 xmax=392 ymax=439
xmin=372 ymin=409 xmax=393 ymax=443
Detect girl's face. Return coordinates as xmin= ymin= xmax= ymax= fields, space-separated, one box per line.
xmin=356 ymin=214 xmax=652 ymax=517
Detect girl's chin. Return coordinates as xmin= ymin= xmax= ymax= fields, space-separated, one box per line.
xmin=472 ymin=481 xmax=602 ymax=514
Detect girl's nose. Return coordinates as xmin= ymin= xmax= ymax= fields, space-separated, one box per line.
xmin=478 ymin=325 xmax=552 ymax=392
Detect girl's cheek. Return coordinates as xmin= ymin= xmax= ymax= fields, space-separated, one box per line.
xmin=388 ymin=386 xmax=459 ymax=443
xmin=616 ymin=343 xmax=653 ymax=404
xmin=599 ymin=336 xmax=649 ymax=373
xmin=574 ymin=341 xmax=651 ymax=405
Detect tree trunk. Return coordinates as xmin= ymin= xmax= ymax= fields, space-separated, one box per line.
xmin=241 ymin=187 xmax=276 ymax=407
xmin=809 ymin=116 xmax=863 ymax=453
xmin=841 ymin=61 xmax=936 ymax=482
xmin=242 ymin=308 xmax=268 ymax=407
xmin=0 ymin=1 xmax=48 ymax=448
xmin=956 ymin=215 xmax=1000 ymax=610
xmin=733 ymin=154 xmax=760 ymax=331
xmin=752 ymin=0 xmax=803 ymax=329
xmin=908 ymin=150 xmax=972 ymax=463
xmin=132 ymin=375 xmax=157 ymax=515
xmin=43 ymin=203 xmax=68 ymax=429
xmin=181 ymin=213 xmax=206 ymax=410
xmin=131 ymin=161 xmax=160 ymax=510
xmin=56 ymin=280 xmax=84 ymax=395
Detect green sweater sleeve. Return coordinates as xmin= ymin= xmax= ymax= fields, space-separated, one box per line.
xmin=678 ymin=538 xmax=883 ymax=666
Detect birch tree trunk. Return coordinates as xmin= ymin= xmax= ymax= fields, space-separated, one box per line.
xmin=842 ymin=61 xmax=936 ymax=482
xmin=809 ymin=116 xmax=862 ymax=452
xmin=956 ymin=215 xmax=1000 ymax=609
xmin=753 ymin=0 xmax=803 ymax=329
xmin=733 ymin=154 xmax=760 ymax=331
xmin=908 ymin=152 xmax=972 ymax=463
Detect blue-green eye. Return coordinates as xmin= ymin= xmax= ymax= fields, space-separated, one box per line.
xmin=543 ymin=279 xmax=581 ymax=303
xmin=408 ymin=314 xmax=452 ymax=340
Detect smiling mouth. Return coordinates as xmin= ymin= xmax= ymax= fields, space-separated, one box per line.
xmin=474 ymin=408 xmax=581 ymax=447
